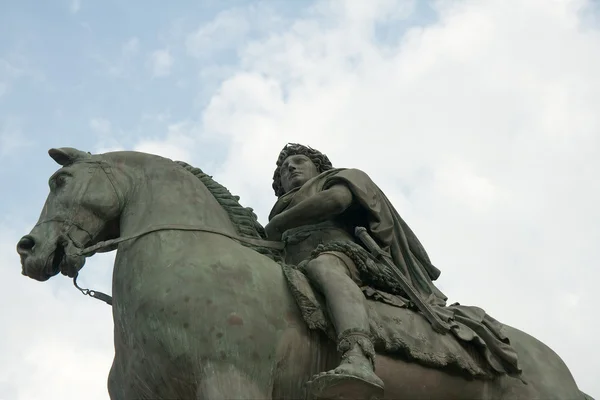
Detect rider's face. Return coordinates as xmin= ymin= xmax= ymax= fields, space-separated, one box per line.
xmin=280 ymin=154 xmax=319 ymax=193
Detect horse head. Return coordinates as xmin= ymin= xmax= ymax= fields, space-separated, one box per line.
xmin=17 ymin=147 xmax=122 ymax=281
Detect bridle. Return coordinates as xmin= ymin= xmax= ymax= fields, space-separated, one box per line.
xmin=40 ymin=158 xmax=285 ymax=306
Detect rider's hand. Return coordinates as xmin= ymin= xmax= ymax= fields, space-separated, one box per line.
xmin=265 ymin=216 xmax=283 ymax=241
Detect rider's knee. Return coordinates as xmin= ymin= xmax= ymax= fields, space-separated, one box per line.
xmin=305 ymin=254 xmax=351 ymax=281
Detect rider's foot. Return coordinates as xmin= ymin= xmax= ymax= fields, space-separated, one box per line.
xmin=308 ymin=346 xmax=384 ymax=399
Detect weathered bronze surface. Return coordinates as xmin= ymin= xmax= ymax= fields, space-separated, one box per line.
xmin=16 ymin=146 xmax=593 ymax=400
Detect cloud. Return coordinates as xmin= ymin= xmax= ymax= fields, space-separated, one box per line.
xmin=134 ymin=120 xmax=198 ymax=161
xmin=0 ymin=58 xmax=24 ymax=79
xmin=187 ymin=0 xmax=599 ymax=395
xmin=185 ymin=4 xmax=296 ymax=61
xmin=0 ymin=221 xmax=115 ymax=400
xmin=89 ymin=117 xmax=125 ymax=153
xmin=0 ymin=58 xmax=25 ymax=99
xmin=91 ymin=37 xmax=140 ymax=78
xmin=69 ymin=0 xmax=81 ymax=14
xmin=185 ymin=8 xmax=252 ymax=59
xmin=148 ymin=48 xmax=173 ymax=77
xmin=0 ymin=131 xmax=31 ymax=158
xmin=90 ymin=117 xmax=112 ymax=135
xmin=0 ymin=54 xmax=45 ymax=98
xmin=122 ymin=37 xmax=140 ymax=58
xmin=141 ymin=111 xmax=171 ymax=124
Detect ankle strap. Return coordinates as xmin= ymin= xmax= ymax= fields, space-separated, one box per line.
xmin=337 ymin=328 xmax=376 ymax=369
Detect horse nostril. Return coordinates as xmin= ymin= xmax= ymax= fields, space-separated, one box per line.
xmin=17 ymin=235 xmax=36 ymax=254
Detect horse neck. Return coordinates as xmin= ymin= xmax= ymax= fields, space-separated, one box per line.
xmin=117 ymin=159 xmax=237 ymax=238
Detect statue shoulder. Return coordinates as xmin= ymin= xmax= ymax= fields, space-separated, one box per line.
xmin=323 ymin=168 xmax=376 ymax=187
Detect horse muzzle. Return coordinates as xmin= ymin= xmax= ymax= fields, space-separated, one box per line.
xmin=17 ymin=234 xmax=84 ymax=281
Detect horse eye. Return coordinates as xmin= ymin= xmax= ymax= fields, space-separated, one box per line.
xmin=50 ymin=174 xmax=68 ymax=190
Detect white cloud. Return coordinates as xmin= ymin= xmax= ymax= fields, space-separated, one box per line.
xmin=0 ymin=222 xmax=115 ymax=400
xmin=0 ymin=58 xmax=24 ymax=98
xmin=89 ymin=117 xmax=125 ymax=153
xmin=434 ymin=158 xmax=506 ymax=213
xmin=91 ymin=37 xmax=140 ymax=78
xmin=185 ymin=4 xmax=293 ymax=60
xmin=148 ymin=48 xmax=173 ymax=77
xmin=122 ymin=37 xmax=140 ymax=58
xmin=186 ymin=8 xmax=252 ymax=58
xmin=191 ymin=0 xmax=599 ymax=395
xmin=141 ymin=111 xmax=171 ymax=123
xmin=0 ymin=56 xmax=45 ymax=95
xmin=0 ymin=132 xmax=30 ymax=157
xmin=134 ymin=121 xmax=198 ymax=160
xmin=90 ymin=117 xmax=112 ymax=135
xmin=0 ymin=58 xmax=24 ymax=78
xmin=69 ymin=0 xmax=81 ymax=14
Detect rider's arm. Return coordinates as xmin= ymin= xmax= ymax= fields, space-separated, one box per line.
xmin=266 ymin=184 xmax=353 ymax=239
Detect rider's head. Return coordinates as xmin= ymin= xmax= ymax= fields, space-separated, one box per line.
xmin=272 ymin=143 xmax=333 ymax=197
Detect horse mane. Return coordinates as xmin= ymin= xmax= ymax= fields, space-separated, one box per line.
xmin=175 ymin=161 xmax=282 ymax=262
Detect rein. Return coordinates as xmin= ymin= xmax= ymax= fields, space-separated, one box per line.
xmin=73 ymin=225 xmax=283 ymax=307
xmin=73 ymin=273 xmax=113 ymax=305
xmin=76 ymin=224 xmax=284 ymax=257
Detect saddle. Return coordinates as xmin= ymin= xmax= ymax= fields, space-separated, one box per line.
xmin=282 ymin=263 xmax=521 ymax=380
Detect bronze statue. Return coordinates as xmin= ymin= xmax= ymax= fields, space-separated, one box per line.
xmin=266 ymin=144 xmax=387 ymax=398
xmin=265 ymin=143 xmax=515 ymax=398
xmin=16 ymin=147 xmax=593 ymax=400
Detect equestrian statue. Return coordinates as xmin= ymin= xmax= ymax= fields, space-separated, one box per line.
xmin=16 ymin=145 xmax=593 ymax=400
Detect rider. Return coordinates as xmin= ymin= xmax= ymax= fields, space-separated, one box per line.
xmin=265 ymin=143 xmax=448 ymax=398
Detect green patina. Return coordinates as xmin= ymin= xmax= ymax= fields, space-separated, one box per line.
xmin=175 ymin=161 xmax=282 ymax=262
xmin=14 ymin=147 xmax=593 ymax=400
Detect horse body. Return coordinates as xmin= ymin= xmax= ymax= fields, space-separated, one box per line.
xmin=17 ymin=148 xmax=589 ymax=399
xmin=103 ymin=153 xmax=309 ymax=398
xmin=108 ymin=233 xmax=305 ymax=399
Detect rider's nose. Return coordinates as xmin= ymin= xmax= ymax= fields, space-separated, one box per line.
xmin=17 ymin=235 xmax=36 ymax=255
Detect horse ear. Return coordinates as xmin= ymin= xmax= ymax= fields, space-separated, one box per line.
xmin=48 ymin=148 xmax=91 ymax=166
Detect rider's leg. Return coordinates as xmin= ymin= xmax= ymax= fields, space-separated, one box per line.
xmin=304 ymin=253 xmax=384 ymax=397
xmin=305 ymin=253 xmax=370 ymax=334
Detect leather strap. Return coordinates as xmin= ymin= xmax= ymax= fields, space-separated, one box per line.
xmin=76 ymin=223 xmax=285 ymax=256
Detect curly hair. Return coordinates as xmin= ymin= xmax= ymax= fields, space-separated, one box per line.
xmin=272 ymin=143 xmax=334 ymax=197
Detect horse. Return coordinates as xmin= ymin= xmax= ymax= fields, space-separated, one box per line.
xmin=16 ymin=147 xmax=592 ymax=400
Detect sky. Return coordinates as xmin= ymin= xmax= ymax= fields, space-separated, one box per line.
xmin=1 ymin=0 xmax=599 ymax=398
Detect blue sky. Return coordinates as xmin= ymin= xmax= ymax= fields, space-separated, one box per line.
xmin=0 ymin=0 xmax=436 ymax=214
xmin=1 ymin=0 xmax=599 ymax=399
